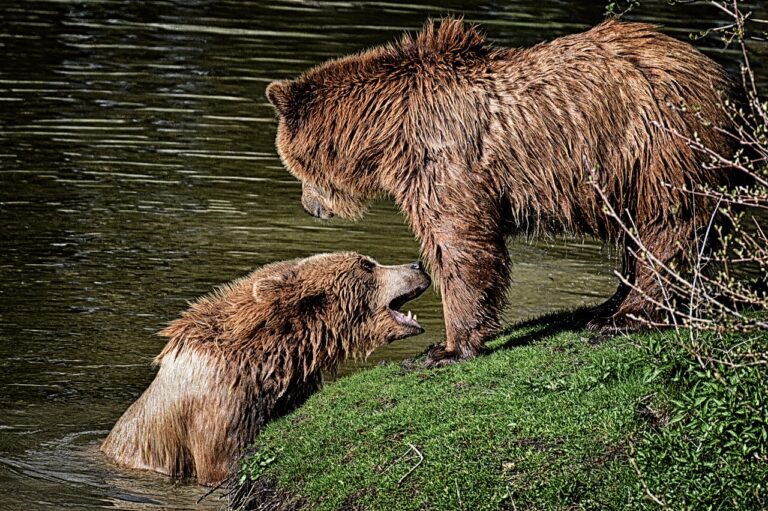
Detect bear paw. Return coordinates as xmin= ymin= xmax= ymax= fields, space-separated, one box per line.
xmin=424 ymin=343 xmax=466 ymax=368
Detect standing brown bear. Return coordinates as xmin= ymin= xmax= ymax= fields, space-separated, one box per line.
xmin=266 ymin=19 xmax=734 ymax=366
xmin=101 ymin=253 xmax=430 ymax=485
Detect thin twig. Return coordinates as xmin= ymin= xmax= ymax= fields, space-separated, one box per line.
xmin=629 ymin=454 xmax=669 ymax=509
xmin=398 ymin=443 xmax=424 ymax=485
xmin=196 ymin=477 xmax=228 ymax=504
xmin=381 ymin=446 xmax=412 ymax=474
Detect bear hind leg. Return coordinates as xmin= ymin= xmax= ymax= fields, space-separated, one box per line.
xmin=588 ymin=219 xmax=698 ymax=333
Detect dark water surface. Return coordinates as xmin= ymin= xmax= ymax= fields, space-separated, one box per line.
xmin=1 ymin=1 xmax=766 ymax=509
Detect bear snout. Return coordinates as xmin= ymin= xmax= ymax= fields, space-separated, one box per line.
xmin=301 ymin=196 xmax=334 ymax=219
xmin=393 ymin=263 xmax=431 ymax=302
xmin=410 ymin=261 xmax=431 ymax=291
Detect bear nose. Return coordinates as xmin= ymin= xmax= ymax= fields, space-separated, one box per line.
xmin=303 ymin=202 xmax=333 ymax=219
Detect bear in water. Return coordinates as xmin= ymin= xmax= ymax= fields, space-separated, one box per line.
xmin=102 ymin=253 xmax=430 ymax=484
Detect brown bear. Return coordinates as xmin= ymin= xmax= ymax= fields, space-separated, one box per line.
xmin=265 ymin=18 xmax=735 ymax=366
xmin=101 ymin=253 xmax=430 ymax=485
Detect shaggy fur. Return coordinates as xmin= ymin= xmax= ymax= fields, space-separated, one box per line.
xmin=101 ymin=253 xmax=430 ymax=484
xmin=266 ymin=19 xmax=735 ymax=366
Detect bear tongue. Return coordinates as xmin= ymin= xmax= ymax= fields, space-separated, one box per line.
xmin=390 ymin=308 xmax=421 ymax=329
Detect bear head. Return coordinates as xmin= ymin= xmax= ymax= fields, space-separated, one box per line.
xmin=159 ymin=253 xmax=431 ymax=372
xmin=251 ymin=252 xmax=431 ymax=358
xmin=265 ymin=18 xmax=489 ymax=220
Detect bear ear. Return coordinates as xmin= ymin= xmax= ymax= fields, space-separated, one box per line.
xmin=252 ymin=262 xmax=297 ymax=302
xmin=266 ymin=80 xmax=294 ymax=118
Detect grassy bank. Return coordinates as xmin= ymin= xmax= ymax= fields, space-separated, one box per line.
xmin=232 ymin=311 xmax=767 ymax=510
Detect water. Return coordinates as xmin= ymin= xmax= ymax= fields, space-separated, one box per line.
xmin=1 ymin=1 xmax=765 ymax=508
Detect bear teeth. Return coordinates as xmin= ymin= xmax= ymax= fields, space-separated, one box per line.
xmin=389 ymin=308 xmax=421 ymax=330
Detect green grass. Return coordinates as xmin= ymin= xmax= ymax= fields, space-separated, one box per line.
xmin=630 ymin=331 xmax=768 ymax=510
xmin=233 ymin=312 xmax=768 ymax=510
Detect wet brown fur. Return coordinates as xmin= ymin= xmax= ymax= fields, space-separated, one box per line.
xmin=101 ymin=253 xmax=429 ymax=484
xmin=266 ymin=19 xmax=735 ymax=365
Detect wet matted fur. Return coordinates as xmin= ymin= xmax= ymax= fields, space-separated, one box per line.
xmin=101 ymin=253 xmax=430 ymax=484
xmin=266 ymin=19 xmax=736 ymax=366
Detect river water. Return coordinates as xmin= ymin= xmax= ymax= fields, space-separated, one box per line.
xmin=1 ymin=1 xmax=765 ymax=509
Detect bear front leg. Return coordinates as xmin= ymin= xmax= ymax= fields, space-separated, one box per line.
xmin=423 ymin=225 xmax=510 ymax=367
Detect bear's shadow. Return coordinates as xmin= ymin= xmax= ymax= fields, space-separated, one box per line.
xmin=485 ymin=305 xmax=601 ymax=353
xmin=404 ymin=306 xmax=611 ymax=371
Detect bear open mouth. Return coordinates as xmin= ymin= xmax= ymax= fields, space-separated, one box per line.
xmin=387 ymin=285 xmax=428 ymax=331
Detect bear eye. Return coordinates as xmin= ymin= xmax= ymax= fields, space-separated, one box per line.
xmin=359 ymin=259 xmax=376 ymax=273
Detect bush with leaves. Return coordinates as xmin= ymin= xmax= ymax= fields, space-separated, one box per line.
xmin=603 ymin=1 xmax=768 ymax=508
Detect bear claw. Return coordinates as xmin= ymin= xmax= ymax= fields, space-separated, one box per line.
xmin=423 ymin=343 xmax=467 ymax=368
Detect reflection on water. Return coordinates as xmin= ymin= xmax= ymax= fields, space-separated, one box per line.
xmin=1 ymin=1 xmax=765 ymax=509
